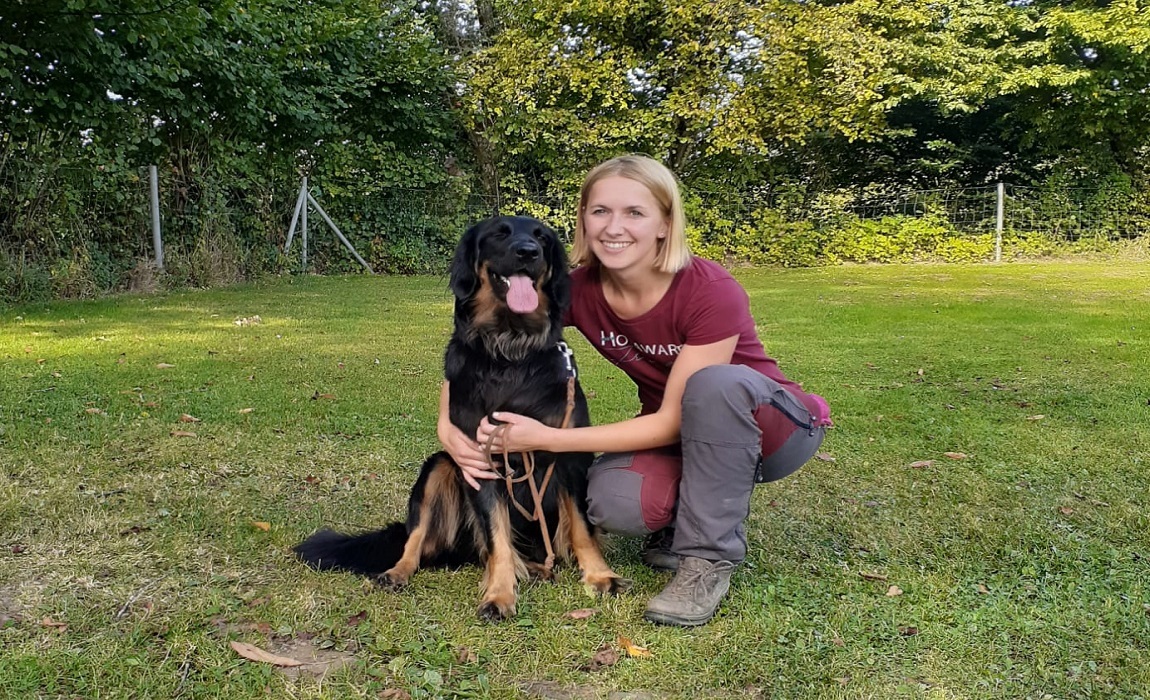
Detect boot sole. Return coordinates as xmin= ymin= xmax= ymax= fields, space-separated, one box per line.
xmin=643 ymin=608 xmax=717 ymax=627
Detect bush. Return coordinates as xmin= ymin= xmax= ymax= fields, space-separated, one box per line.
xmin=824 ymin=214 xmax=951 ymax=263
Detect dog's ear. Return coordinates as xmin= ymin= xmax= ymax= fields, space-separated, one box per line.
xmin=450 ymin=221 xmax=484 ymax=299
xmin=541 ymin=224 xmax=571 ymax=314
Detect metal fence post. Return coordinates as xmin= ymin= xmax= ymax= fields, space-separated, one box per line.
xmin=995 ymin=182 xmax=1004 ymax=263
xmin=149 ymin=165 xmax=163 ymax=270
xmin=301 ymin=176 xmax=308 ymax=272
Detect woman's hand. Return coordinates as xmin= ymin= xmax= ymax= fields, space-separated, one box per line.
xmin=477 ymin=412 xmax=554 ymax=454
xmin=439 ymin=420 xmax=497 ymax=490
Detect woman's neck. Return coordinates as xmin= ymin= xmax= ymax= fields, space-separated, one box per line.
xmin=600 ymin=266 xmax=676 ymax=320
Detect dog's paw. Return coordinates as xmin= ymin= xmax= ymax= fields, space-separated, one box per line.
xmin=374 ymin=569 xmax=409 ymax=591
xmin=583 ymin=571 xmax=632 ymax=596
xmin=477 ymin=599 xmax=516 ymax=622
xmin=526 ymin=561 xmax=556 ymax=582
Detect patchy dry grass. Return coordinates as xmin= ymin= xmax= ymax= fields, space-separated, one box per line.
xmin=1 ymin=261 xmax=1148 ymax=699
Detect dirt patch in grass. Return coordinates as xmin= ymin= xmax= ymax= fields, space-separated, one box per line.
xmin=269 ymin=637 xmax=358 ymax=680
xmin=0 ymin=584 xmax=24 ymax=627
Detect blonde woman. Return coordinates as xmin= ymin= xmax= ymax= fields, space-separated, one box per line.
xmin=441 ymin=155 xmax=831 ymax=626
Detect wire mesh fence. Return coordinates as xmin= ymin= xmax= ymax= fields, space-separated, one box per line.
xmin=3 ymin=160 xmax=1148 ymax=302
xmin=842 ymin=184 xmax=1148 ymax=240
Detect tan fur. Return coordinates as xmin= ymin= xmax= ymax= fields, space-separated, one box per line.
xmin=478 ymin=500 xmax=527 ymax=620
xmin=559 ymin=492 xmax=625 ymax=594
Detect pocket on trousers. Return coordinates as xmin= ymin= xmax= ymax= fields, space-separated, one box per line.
xmin=768 ymin=388 xmax=814 ymax=431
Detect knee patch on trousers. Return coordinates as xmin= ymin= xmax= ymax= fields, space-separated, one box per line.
xmin=586 ymin=448 xmax=682 ymax=535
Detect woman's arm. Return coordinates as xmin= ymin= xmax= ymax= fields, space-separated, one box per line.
xmin=477 ymin=335 xmax=739 ymax=455
xmin=437 ymin=381 xmax=500 ymax=489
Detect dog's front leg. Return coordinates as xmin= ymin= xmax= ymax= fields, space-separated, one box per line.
xmin=477 ymin=499 xmax=521 ymax=621
xmin=559 ymin=493 xmax=630 ymax=595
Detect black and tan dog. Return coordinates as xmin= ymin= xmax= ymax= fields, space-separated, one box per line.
xmin=294 ymin=215 xmax=626 ymax=621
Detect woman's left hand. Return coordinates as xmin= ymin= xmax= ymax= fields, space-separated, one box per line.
xmin=476 ymin=412 xmax=552 ymax=453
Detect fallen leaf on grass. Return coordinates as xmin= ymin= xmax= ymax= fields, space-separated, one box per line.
xmin=908 ymin=460 xmax=934 ymax=469
xmin=898 ymin=626 xmax=920 ymax=637
xmin=170 ymin=430 xmax=197 ymax=438
xmin=859 ymin=571 xmax=888 ymax=582
xmin=251 ymin=521 xmax=271 ymax=532
xmin=84 ymin=408 xmax=105 ymax=415
xmin=563 ymin=608 xmax=598 ymax=620
xmin=616 ymin=636 xmax=652 ymax=658
xmin=976 ymin=584 xmax=990 ymax=595
xmin=579 ymin=644 xmax=619 ymax=672
xmin=41 ymin=618 xmax=68 ymax=630
xmin=311 ymin=392 xmax=336 ymax=400
xmin=815 ymin=452 xmax=835 ymax=462
xmin=238 ymin=407 xmax=254 ymax=414
xmin=346 ymin=611 xmax=367 ymax=627
xmin=229 ymin=641 xmax=303 ymax=667
xmin=379 ymin=690 xmax=412 ymax=700
xmin=179 ymin=414 xmax=201 ymax=423
xmin=1058 ymin=506 xmax=1075 ymax=515
xmin=943 ymin=452 xmax=967 ymax=460
xmin=1026 ymin=414 xmax=1045 ymax=421
xmin=156 ymin=363 xmax=175 ymax=369
xmin=886 ymin=585 xmax=904 ymax=597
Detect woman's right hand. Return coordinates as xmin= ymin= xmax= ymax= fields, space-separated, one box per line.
xmin=439 ymin=420 xmax=498 ymax=490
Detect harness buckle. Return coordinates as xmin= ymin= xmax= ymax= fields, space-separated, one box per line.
xmin=557 ymin=341 xmax=576 ymax=379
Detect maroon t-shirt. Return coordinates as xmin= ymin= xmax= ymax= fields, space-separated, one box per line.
xmin=565 ymin=257 xmax=823 ymax=418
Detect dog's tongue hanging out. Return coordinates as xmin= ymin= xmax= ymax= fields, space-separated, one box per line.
xmin=506 ymin=274 xmax=539 ymax=314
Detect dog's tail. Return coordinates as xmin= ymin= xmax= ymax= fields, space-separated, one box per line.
xmin=293 ymin=522 xmax=407 ymax=576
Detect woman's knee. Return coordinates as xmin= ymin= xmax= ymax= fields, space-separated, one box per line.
xmin=682 ymin=364 xmax=760 ymax=415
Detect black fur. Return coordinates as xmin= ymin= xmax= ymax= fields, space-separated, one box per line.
xmin=294 ymin=216 xmax=620 ymax=619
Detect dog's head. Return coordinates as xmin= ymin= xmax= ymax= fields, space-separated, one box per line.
xmin=449 ymin=216 xmax=570 ymax=358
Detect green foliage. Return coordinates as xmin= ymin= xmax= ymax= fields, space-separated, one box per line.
xmin=824 ymin=214 xmax=951 ymax=264
xmin=3 ymin=0 xmax=1150 ymax=302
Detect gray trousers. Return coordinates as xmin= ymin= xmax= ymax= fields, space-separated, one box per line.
xmin=586 ymin=364 xmax=826 ymax=563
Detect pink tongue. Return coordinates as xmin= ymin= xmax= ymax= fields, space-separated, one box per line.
xmin=506 ymin=274 xmax=539 ymax=313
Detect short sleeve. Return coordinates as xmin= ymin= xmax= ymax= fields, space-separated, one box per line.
xmin=681 ymin=277 xmax=755 ymax=346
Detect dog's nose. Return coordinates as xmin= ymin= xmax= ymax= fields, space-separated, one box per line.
xmin=514 ymin=240 xmax=541 ymax=262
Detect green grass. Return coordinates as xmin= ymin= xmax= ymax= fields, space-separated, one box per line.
xmin=1 ymin=261 xmax=1148 ymax=699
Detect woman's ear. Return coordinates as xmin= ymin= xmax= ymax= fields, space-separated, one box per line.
xmin=449 ymin=222 xmax=482 ymax=299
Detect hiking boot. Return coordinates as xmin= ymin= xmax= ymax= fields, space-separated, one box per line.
xmin=641 ymin=527 xmax=679 ymax=572
xmin=643 ymin=556 xmax=736 ymax=627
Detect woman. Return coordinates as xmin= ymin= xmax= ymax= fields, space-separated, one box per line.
xmin=439 ymin=154 xmax=831 ymax=627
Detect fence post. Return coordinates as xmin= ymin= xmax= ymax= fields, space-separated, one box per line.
xmin=149 ymin=165 xmax=163 ymax=270
xmin=995 ymin=182 xmax=1004 ymax=263
xmin=301 ymin=176 xmax=308 ymax=272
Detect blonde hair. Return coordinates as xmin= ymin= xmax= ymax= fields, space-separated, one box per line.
xmin=570 ymin=154 xmax=691 ymax=273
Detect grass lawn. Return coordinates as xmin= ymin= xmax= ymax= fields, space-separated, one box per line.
xmin=1 ymin=260 xmax=1148 ymax=699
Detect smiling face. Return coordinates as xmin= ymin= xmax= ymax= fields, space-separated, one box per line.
xmin=475 ymin=218 xmax=551 ymax=314
xmin=580 ymin=176 xmax=669 ymax=275
xmin=449 ymin=215 xmax=571 ymax=360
